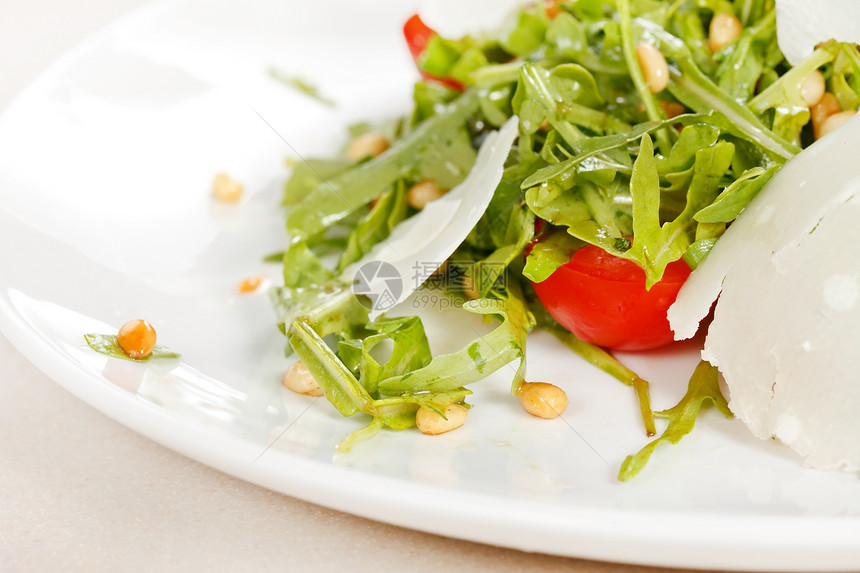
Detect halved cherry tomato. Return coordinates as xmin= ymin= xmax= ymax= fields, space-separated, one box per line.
xmin=402 ymin=14 xmax=464 ymax=91
xmin=532 ymin=244 xmax=691 ymax=351
xmin=403 ymin=14 xmax=435 ymax=61
xmin=543 ymin=0 xmax=563 ymax=19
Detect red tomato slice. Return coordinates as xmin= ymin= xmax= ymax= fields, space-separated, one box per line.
xmin=532 ymin=244 xmax=691 ymax=351
xmin=402 ymin=14 xmax=465 ymax=91
xmin=403 ymin=14 xmax=435 ymax=60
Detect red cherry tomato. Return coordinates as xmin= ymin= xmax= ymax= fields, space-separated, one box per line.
xmin=402 ymin=14 xmax=464 ymax=91
xmin=543 ymin=0 xmax=563 ymax=18
xmin=403 ymin=14 xmax=435 ymax=60
xmin=532 ymin=244 xmax=692 ymax=351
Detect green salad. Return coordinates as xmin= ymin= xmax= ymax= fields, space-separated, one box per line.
xmin=271 ymin=0 xmax=860 ymax=480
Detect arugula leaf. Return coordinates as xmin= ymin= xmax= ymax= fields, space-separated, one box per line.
xmin=525 ymin=182 xmax=632 ymax=262
xmin=415 ymin=128 xmax=477 ymax=190
xmin=419 ymin=35 xmax=466 ymax=77
xmin=282 ymin=237 xmax=335 ymax=289
xmin=288 ymin=319 xmax=374 ymax=416
xmin=84 ymin=334 xmax=180 ymax=361
xmin=282 ymin=159 xmax=350 ymax=206
xmin=411 ymin=81 xmax=459 ymax=125
xmin=624 ymin=17 xmax=798 ymax=160
xmin=545 ymin=11 xmax=587 ymax=61
xmin=521 ymin=113 xmax=709 ymax=190
xmin=378 ymin=289 xmax=534 ymax=395
xmin=831 ymin=44 xmax=860 ymax=112
xmin=747 ymin=44 xmax=837 ymax=145
xmin=269 ymin=68 xmax=335 ymax=107
xmin=714 ymin=29 xmax=764 ymax=103
xmin=499 ymin=6 xmax=548 ymax=57
xmin=669 ymin=7 xmax=714 ymax=76
xmin=630 ymin=135 xmax=735 ymax=286
xmin=523 ymin=226 xmax=584 ymax=283
xmin=338 ymin=183 xmax=408 ymax=272
xmin=271 ymin=286 xmax=368 ymax=342
xmin=286 ymin=309 xmax=478 ymax=451
xmin=694 ymin=164 xmax=777 ymax=223
xmin=338 ymin=315 xmax=432 ymax=395
xmin=286 ymin=90 xmax=479 ymax=238
xmin=466 ymin=167 xmax=537 ymax=294
xmin=656 ymin=124 xmax=721 ymax=174
xmin=617 ymin=360 xmax=732 ymax=481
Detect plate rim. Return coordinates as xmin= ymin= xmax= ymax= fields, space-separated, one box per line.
xmin=2 ymin=1 xmax=860 ymax=570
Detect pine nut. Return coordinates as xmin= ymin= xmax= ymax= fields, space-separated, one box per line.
xmin=415 ymin=403 xmax=468 ymax=435
xmin=282 ymin=360 xmax=324 ymax=397
xmin=407 ymin=180 xmax=446 ymax=210
xmin=635 ymin=42 xmax=669 ymax=94
xmin=238 ymin=276 xmax=265 ymax=293
xmin=801 ymin=70 xmax=826 ymax=107
xmin=818 ymin=110 xmax=857 ymax=139
xmin=517 ymin=382 xmax=568 ymax=419
xmin=708 ymin=13 xmax=742 ymax=53
xmin=117 ymin=319 xmax=157 ymax=360
xmin=347 ymin=132 xmax=389 ymax=161
xmin=212 ymin=173 xmax=243 ymax=203
xmin=659 ymin=100 xmax=686 ymax=118
xmin=811 ymin=92 xmax=841 ymax=138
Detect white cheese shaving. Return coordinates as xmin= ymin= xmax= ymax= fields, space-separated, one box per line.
xmin=668 ymin=114 xmax=860 ymax=470
xmin=776 ymin=0 xmax=860 ymax=65
xmin=343 ymin=116 xmax=519 ymax=320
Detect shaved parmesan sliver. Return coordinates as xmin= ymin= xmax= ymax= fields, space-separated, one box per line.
xmin=343 ymin=116 xmax=519 ymax=320
xmin=776 ymin=0 xmax=860 ymax=65
xmin=668 ymin=114 xmax=860 ymax=470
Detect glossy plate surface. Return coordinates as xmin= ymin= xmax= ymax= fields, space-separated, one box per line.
xmin=1 ymin=1 xmax=859 ymax=570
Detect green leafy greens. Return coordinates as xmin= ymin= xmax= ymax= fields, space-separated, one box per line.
xmin=269 ymin=0 xmax=860 ymax=480
xmin=618 ymin=360 xmax=732 ymax=481
xmin=84 ymin=334 xmax=180 ymax=362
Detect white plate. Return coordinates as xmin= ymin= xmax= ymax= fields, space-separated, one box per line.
xmin=1 ymin=1 xmax=859 ymax=570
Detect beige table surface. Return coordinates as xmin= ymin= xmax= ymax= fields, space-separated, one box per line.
xmin=0 ymin=2 xmax=760 ymax=571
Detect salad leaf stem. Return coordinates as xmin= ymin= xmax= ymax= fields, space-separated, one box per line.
xmin=668 ymin=67 xmax=798 ymax=161
xmin=617 ymin=360 xmax=732 ymax=481
xmin=633 ymin=376 xmax=657 ymax=438
xmin=617 ymin=0 xmax=671 ymax=155
xmin=288 ymin=318 xmax=374 ymax=416
xmin=547 ymin=326 xmax=656 ymax=437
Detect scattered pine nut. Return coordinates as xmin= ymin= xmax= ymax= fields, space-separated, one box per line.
xmin=117 ymin=319 xmax=157 ymax=360
xmin=517 ymin=382 xmax=568 ymax=419
xmin=801 ymin=70 xmax=826 ymax=107
xmin=811 ymin=93 xmax=841 ymax=139
xmin=238 ymin=276 xmax=265 ymax=293
xmin=818 ymin=110 xmax=857 ymax=139
xmin=635 ymin=42 xmax=669 ymax=93
xmin=347 ymin=133 xmax=389 ymax=162
xmin=659 ymin=100 xmax=686 ymax=118
xmin=282 ymin=361 xmax=324 ymax=397
xmin=416 ymin=403 xmax=468 ymax=435
xmin=407 ymin=180 xmax=447 ymax=210
xmin=708 ymin=13 xmax=742 ymax=53
xmin=212 ymin=173 xmax=243 ymax=203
